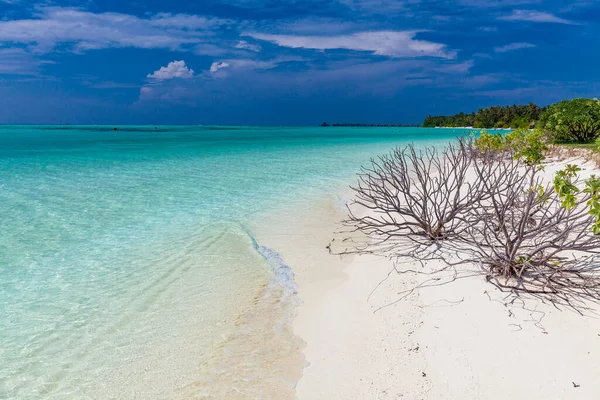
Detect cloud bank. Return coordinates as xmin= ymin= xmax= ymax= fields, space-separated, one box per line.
xmin=494 ymin=42 xmax=535 ymax=53
xmin=0 ymin=7 xmax=231 ymax=53
xmin=245 ymin=31 xmax=456 ymax=59
xmin=499 ymin=10 xmax=576 ymax=24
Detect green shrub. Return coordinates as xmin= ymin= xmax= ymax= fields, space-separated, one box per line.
xmin=538 ymin=98 xmax=600 ymax=143
xmin=508 ymin=116 xmax=530 ymax=129
xmin=554 ymin=164 xmax=581 ymax=209
xmin=473 ymin=130 xmax=506 ymax=152
xmin=554 ymin=165 xmax=600 ymax=234
xmin=506 ymin=128 xmax=548 ymax=165
xmin=474 ymin=129 xmax=547 ymax=165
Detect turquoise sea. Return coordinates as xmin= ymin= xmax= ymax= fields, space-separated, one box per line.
xmin=0 ymin=126 xmax=465 ymax=399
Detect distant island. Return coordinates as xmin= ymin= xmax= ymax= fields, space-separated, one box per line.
xmin=320 ymin=122 xmax=421 ymax=127
xmin=422 ymin=102 xmax=546 ymax=129
xmin=320 ymin=102 xmax=546 ymax=129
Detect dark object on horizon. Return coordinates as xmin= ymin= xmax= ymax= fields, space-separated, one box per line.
xmin=323 ymin=123 xmax=421 ymax=127
xmin=113 ymin=127 xmax=118 ymax=131
xmin=423 ymin=102 xmax=546 ymax=129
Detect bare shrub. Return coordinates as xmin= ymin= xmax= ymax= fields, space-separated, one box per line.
xmin=342 ymin=138 xmax=600 ymax=306
xmin=342 ymin=138 xmax=521 ymax=255
xmin=463 ymin=164 xmax=600 ymax=305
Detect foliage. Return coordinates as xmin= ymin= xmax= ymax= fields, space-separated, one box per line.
xmin=554 ymin=164 xmax=581 ymax=209
xmin=551 ymin=165 xmax=600 ymax=234
xmin=584 ymin=175 xmax=600 ymax=234
xmin=473 ymin=131 xmax=506 ymax=152
xmin=538 ymin=98 xmax=600 ymax=143
xmin=423 ymin=112 xmax=477 ymax=128
xmin=553 ymin=166 xmax=600 ymax=234
xmin=506 ymin=129 xmax=548 ymax=165
xmin=423 ymin=102 xmax=545 ymax=129
xmin=473 ymin=128 xmax=547 ymax=165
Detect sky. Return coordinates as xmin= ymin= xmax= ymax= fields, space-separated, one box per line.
xmin=0 ymin=0 xmax=599 ymax=125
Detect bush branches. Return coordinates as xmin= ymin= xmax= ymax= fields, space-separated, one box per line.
xmin=464 ymin=162 xmax=600 ymax=305
xmin=343 ymin=138 xmax=520 ymax=254
xmin=343 ymin=134 xmax=600 ymax=306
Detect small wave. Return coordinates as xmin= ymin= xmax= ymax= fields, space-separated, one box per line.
xmin=245 ymin=228 xmax=300 ymax=307
xmin=176 ymin=226 xmax=306 ymax=400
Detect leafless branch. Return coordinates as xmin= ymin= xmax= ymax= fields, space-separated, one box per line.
xmin=341 ymin=138 xmax=600 ymax=308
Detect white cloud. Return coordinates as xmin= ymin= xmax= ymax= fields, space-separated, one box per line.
xmin=0 ymin=7 xmax=232 ymax=54
xmin=210 ymin=61 xmax=230 ymax=73
xmin=147 ymin=60 xmax=194 ymax=80
xmin=0 ymin=48 xmax=46 ymax=75
xmin=494 ymin=42 xmax=535 ymax=53
xmin=434 ymin=59 xmax=474 ymax=74
xmin=138 ymin=55 xmax=485 ymax=105
xmin=499 ymin=10 xmax=576 ymax=24
xmin=149 ymin=13 xmax=231 ymax=29
xmin=139 ymin=56 xmax=307 ymax=102
xmin=244 ymin=31 xmax=456 ymax=59
xmin=209 ymin=58 xmax=295 ymax=76
xmin=235 ymin=40 xmax=261 ymax=52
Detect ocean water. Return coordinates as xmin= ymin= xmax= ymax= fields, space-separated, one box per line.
xmin=0 ymin=126 xmax=464 ymax=399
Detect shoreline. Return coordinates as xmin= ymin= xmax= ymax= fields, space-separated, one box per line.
xmin=0 ymin=126 xmax=463 ymax=399
xmin=256 ymin=155 xmax=600 ymax=399
xmin=6 ymin=126 xmax=600 ymax=398
xmin=174 ymin=227 xmax=306 ymax=400
xmin=253 ymin=189 xmax=431 ymax=399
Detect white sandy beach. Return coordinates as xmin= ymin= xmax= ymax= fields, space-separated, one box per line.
xmin=256 ymin=156 xmax=600 ymax=400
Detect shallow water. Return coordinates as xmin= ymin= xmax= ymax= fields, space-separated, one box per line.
xmin=0 ymin=125 xmax=464 ymax=398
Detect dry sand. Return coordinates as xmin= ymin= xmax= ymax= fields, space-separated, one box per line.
xmin=256 ymin=157 xmax=600 ymax=400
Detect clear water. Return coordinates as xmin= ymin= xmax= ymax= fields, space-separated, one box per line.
xmin=0 ymin=125 xmax=465 ymax=399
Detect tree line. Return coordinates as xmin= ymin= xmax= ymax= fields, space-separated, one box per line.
xmin=423 ymin=102 xmax=546 ymax=129
xmin=321 ymin=122 xmax=421 ymax=127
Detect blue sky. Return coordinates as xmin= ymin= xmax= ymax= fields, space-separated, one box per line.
xmin=0 ymin=0 xmax=598 ymax=125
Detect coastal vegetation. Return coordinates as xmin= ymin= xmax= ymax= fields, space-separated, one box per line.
xmin=474 ymin=128 xmax=548 ymax=165
xmin=325 ymin=98 xmax=600 ymax=144
xmin=426 ymin=97 xmax=600 ymax=151
xmin=537 ymin=98 xmax=600 ymax=143
xmin=423 ymin=102 xmax=545 ymax=129
xmin=320 ymin=122 xmax=421 ymax=127
xmin=344 ymin=128 xmax=600 ymax=306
